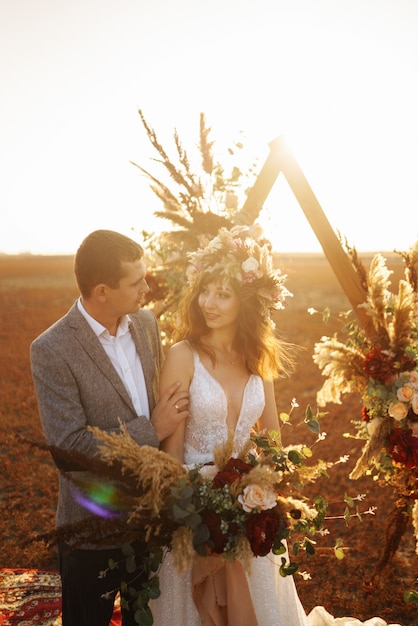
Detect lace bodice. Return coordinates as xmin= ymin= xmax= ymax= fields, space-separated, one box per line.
xmin=183 ymin=349 xmax=265 ymax=465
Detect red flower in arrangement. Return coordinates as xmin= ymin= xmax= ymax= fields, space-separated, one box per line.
xmin=361 ymin=406 xmax=370 ymax=422
xmin=202 ymin=509 xmax=238 ymax=554
xmin=363 ymin=347 xmax=399 ymax=384
xmin=388 ymin=428 xmax=418 ymax=469
xmin=200 ymin=510 xmax=230 ymax=553
xmin=398 ymin=353 xmax=417 ymax=373
xmin=212 ymin=458 xmax=253 ymax=488
xmin=245 ymin=509 xmax=282 ymax=556
xmin=363 ymin=346 xmax=417 ymax=385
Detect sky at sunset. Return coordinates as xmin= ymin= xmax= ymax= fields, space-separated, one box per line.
xmin=1 ymin=0 xmax=418 ymax=255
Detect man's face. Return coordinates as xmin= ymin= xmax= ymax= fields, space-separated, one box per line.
xmin=106 ymin=259 xmax=150 ymax=316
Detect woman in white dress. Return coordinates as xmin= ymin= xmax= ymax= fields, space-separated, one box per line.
xmin=151 ymin=226 xmax=309 ymax=626
xmin=149 ymin=225 xmax=400 ymax=626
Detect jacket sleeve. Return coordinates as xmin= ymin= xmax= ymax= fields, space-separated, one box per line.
xmin=31 ymin=336 xmax=103 ymax=460
xmin=31 ymin=324 xmax=159 ymax=466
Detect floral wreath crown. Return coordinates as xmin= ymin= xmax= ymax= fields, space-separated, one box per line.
xmin=186 ymin=225 xmax=292 ymax=317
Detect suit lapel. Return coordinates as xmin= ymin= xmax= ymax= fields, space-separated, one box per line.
xmin=67 ymin=304 xmax=135 ymax=411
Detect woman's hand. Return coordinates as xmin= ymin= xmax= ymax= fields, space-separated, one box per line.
xmin=151 ymin=381 xmax=190 ymax=442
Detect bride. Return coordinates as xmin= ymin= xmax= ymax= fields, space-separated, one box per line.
xmin=150 ymin=226 xmax=400 ymax=626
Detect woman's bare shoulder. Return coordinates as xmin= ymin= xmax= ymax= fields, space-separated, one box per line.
xmin=162 ymin=341 xmax=194 ymax=385
xmin=165 ymin=340 xmax=194 ymax=361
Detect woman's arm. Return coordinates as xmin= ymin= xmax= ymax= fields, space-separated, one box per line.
xmin=257 ymin=380 xmax=280 ymax=432
xmin=159 ymin=341 xmax=193 ymax=462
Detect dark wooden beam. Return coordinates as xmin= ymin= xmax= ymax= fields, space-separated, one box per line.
xmin=236 ymin=135 xmax=371 ymax=330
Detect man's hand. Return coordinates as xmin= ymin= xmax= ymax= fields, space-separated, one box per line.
xmin=150 ymin=381 xmax=189 ymax=441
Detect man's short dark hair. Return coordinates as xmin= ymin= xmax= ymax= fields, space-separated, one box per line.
xmin=74 ymin=230 xmax=144 ymax=298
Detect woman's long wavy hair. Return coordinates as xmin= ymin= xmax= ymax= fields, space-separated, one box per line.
xmin=172 ymin=269 xmax=295 ymax=381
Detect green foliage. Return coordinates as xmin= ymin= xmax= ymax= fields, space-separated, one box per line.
xmin=304 ymin=403 xmax=326 ymax=435
xmin=404 ymin=588 xmax=418 ymax=604
xmin=279 ymin=557 xmax=298 ymax=577
xmin=166 ymin=476 xmax=203 ymax=530
xmin=104 ymin=544 xmax=164 ymax=625
xmin=333 ymin=538 xmax=346 ymax=560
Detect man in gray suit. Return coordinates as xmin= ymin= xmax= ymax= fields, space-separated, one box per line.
xmin=31 ymin=229 xmax=189 ymax=625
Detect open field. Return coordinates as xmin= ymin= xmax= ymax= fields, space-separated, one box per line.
xmin=0 ymin=252 xmax=417 ymax=625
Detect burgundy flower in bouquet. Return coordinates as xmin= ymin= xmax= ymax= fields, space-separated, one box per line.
xmin=200 ymin=509 xmax=240 ymax=554
xmin=212 ymin=457 xmax=252 ymax=488
xmin=245 ymin=509 xmax=282 ymax=556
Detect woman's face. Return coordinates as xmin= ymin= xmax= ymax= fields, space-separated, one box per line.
xmin=198 ymin=280 xmax=241 ymax=330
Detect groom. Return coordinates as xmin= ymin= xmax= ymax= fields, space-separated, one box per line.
xmin=31 ymin=229 xmax=189 ymax=626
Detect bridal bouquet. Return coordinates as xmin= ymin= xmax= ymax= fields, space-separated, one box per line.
xmin=165 ymin=431 xmax=325 ymax=575
xmin=59 ymin=425 xmax=328 ymax=567
xmin=40 ymin=418 xmax=331 ymax=624
xmin=312 ymin=239 xmax=418 ymax=570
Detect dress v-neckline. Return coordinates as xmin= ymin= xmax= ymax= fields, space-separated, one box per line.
xmin=194 ymin=352 xmax=253 ymax=430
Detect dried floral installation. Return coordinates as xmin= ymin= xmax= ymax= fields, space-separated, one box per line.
xmin=132 ymin=111 xmax=261 ymax=342
xmin=312 ymin=237 xmax=418 ymax=576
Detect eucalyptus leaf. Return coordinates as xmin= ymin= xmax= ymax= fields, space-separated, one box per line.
xmin=279 ymin=559 xmax=298 ymax=577
xmin=136 ymin=589 xmax=150 ymax=605
xmin=288 ymin=450 xmax=302 ymax=465
xmin=125 ymin=554 xmax=137 ymax=574
xmin=193 ymin=523 xmax=211 ymax=544
xmin=334 ymin=546 xmax=345 ymax=560
xmin=306 ymin=419 xmax=321 ymax=434
xmin=148 ymin=585 xmax=161 ymax=600
xmin=122 ymin=543 xmax=135 ymax=556
xmin=171 ymin=503 xmax=193 ymax=521
xmin=134 ymin=606 xmax=153 ymax=626
xmin=179 ymin=484 xmax=194 ymax=499
xmin=185 ymin=511 xmax=203 ymax=529
xmin=343 ymin=507 xmax=351 ymax=524
xmin=305 ymin=404 xmax=314 ymax=421
xmin=272 ymin=542 xmax=286 ymax=555
xmin=343 ymin=493 xmax=354 ymax=507
xmin=120 ymin=581 xmax=128 ymax=594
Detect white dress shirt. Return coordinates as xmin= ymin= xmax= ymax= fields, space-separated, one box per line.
xmin=77 ymin=298 xmax=150 ymax=419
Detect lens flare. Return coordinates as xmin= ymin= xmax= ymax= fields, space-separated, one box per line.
xmin=70 ymin=479 xmax=132 ymax=519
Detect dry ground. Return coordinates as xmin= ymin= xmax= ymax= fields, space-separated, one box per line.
xmin=0 ymin=252 xmax=417 ymax=625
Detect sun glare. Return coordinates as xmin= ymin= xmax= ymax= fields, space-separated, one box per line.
xmin=1 ymin=1 xmax=417 ymax=255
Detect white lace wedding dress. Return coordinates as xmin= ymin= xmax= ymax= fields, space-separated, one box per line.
xmin=150 ymin=350 xmax=400 ymax=626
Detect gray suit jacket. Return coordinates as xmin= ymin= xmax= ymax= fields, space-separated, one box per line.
xmin=31 ymin=302 xmax=164 ymax=528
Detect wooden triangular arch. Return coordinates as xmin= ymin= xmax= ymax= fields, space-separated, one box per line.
xmin=236 ymin=136 xmax=370 ymax=331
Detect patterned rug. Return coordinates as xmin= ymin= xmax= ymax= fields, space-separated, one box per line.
xmin=0 ymin=569 xmax=121 ymax=625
